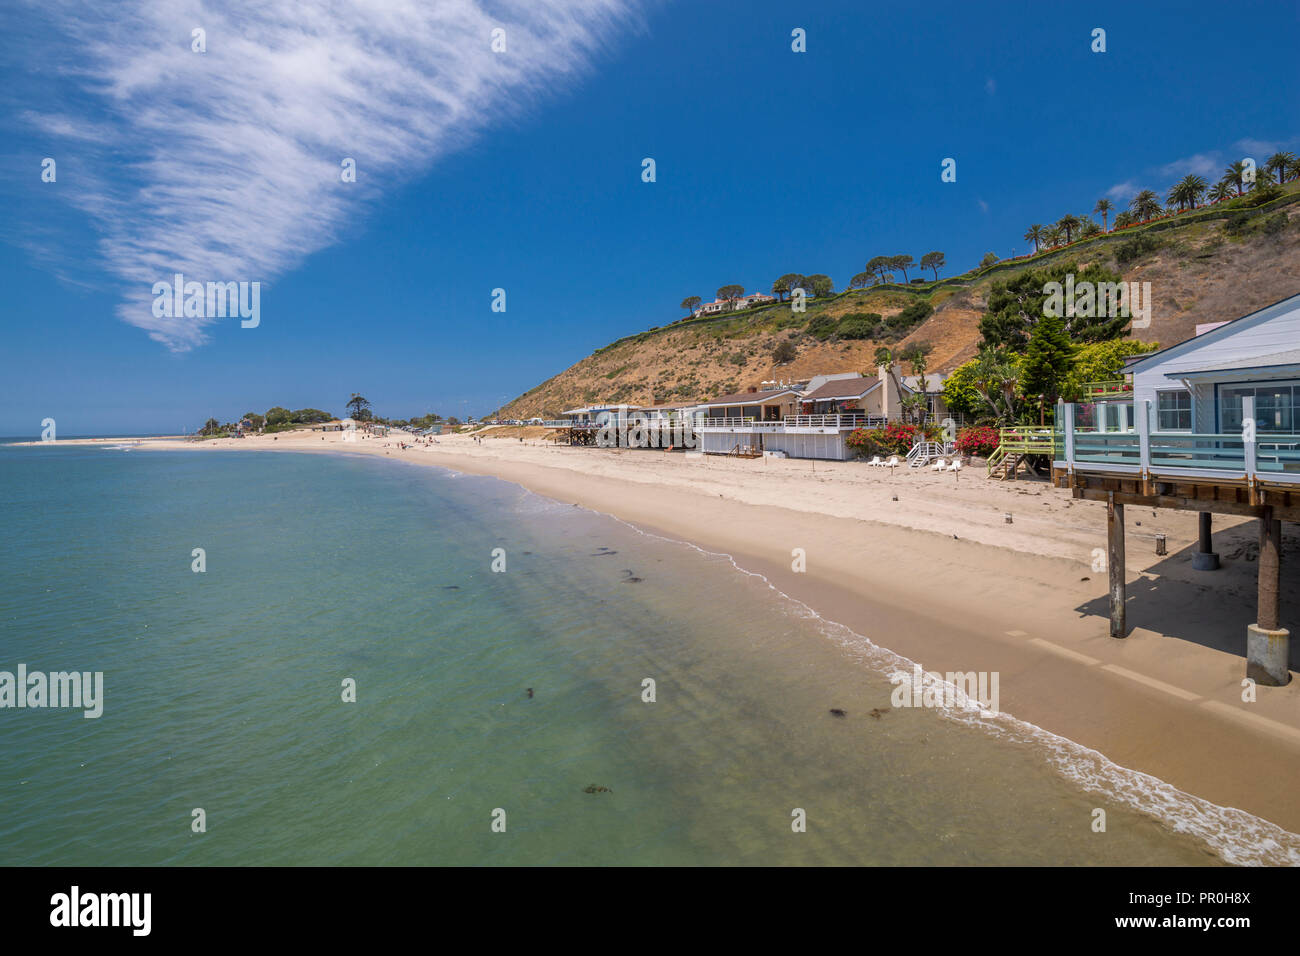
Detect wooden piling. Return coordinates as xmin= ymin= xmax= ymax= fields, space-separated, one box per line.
xmin=1108 ymin=492 xmax=1126 ymax=638
xmin=1258 ymin=506 xmax=1281 ymax=632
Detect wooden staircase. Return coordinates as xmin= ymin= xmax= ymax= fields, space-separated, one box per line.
xmin=985 ymin=426 xmax=1056 ymax=479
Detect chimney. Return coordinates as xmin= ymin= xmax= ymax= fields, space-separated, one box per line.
xmin=878 ymin=362 xmax=897 ymax=419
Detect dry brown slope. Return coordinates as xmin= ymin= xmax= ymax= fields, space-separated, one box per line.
xmin=502 ymin=210 xmax=1300 ymax=419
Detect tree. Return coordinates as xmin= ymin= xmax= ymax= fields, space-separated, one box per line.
xmin=1093 ymin=198 xmax=1114 ymax=232
xmin=242 ymin=412 xmax=265 ymax=430
xmin=890 ymin=255 xmax=915 ymax=283
xmin=1019 ymin=312 xmax=1074 ymax=411
xmin=1056 ymin=214 xmax=1082 ymax=244
xmin=919 ymin=251 xmax=945 ymax=280
xmin=1264 ymin=151 xmax=1296 ymax=185
xmin=346 ymin=393 xmax=371 ymax=420
xmin=1042 ymin=226 xmax=1064 ymax=249
xmin=1024 ymin=224 xmax=1047 ymax=254
xmin=848 ymin=271 xmax=872 ymax=289
xmin=805 ymin=274 xmax=834 ymax=297
xmin=681 ymin=296 xmax=701 ymax=315
xmin=979 ymin=252 xmax=999 ymax=268
xmin=1130 ymin=189 xmax=1162 ymax=221
xmin=865 ymin=256 xmax=893 ymax=285
xmin=1079 ymin=218 xmax=1103 ymax=238
xmin=1222 ymin=161 xmax=1249 ymax=197
xmin=772 ymin=340 xmax=797 ymax=364
xmin=1113 ymin=210 xmax=1137 ymax=229
xmin=1208 ymin=180 xmax=1236 ymax=204
xmin=1062 ymin=339 xmax=1160 ymax=401
xmin=979 ymin=261 xmax=1130 ymax=350
xmin=969 ymin=348 xmax=1022 ymax=424
xmin=201 ymin=417 xmax=221 ymax=435
xmin=1167 ymin=174 xmax=1207 ymax=211
xmin=774 ymin=273 xmax=805 ymax=300
xmin=266 ymin=406 xmax=291 ymax=426
xmin=717 ymin=284 xmax=744 ymax=304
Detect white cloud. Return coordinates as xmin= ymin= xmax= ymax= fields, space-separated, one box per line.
xmin=1157 ymin=151 xmax=1222 ymax=180
xmin=984 ymin=77 xmax=995 ymax=95
xmin=17 ymin=0 xmax=646 ymax=351
xmin=1106 ymin=180 xmax=1138 ymax=201
xmin=976 ymin=198 xmax=989 ymax=213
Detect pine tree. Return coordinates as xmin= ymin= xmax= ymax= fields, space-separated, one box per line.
xmin=1019 ymin=312 xmax=1074 ymax=408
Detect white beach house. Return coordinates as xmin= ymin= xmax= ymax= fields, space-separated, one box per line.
xmin=1054 ymin=291 xmax=1300 ymax=686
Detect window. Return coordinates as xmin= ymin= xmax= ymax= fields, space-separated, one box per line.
xmin=1220 ymin=382 xmax=1299 ymax=435
xmin=1156 ymin=389 xmax=1191 ymax=431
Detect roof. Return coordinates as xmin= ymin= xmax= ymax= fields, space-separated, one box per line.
xmin=1165 ymin=347 xmax=1300 ymax=378
xmin=699 ymin=386 xmax=801 ymax=407
xmin=1126 ymin=291 xmax=1300 ymax=375
xmin=802 ymin=377 xmax=879 ymax=401
xmin=901 ymin=372 xmax=946 ymax=391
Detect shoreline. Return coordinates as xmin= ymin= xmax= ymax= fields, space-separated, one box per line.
xmin=19 ymin=430 xmax=1300 ymax=851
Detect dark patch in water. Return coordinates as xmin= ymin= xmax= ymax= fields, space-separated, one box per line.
xmin=442 ymin=585 xmax=460 ymax=590
xmin=870 ymin=707 xmax=890 ymax=719
xmin=526 ymin=688 xmax=533 ymax=699
xmin=583 ymin=784 xmax=612 ymax=794
xmin=829 ymin=708 xmax=846 ymax=718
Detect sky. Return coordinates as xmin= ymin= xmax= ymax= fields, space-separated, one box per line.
xmin=1 ymin=0 xmax=1297 ymax=435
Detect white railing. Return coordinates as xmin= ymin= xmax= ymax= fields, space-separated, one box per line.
xmin=907 ymin=440 xmax=953 ymax=467
xmin=1056 ymin=398 xmax=1300 ymax=484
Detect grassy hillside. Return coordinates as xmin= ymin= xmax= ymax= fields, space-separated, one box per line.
xmin=499 ymin=190 xmax=1300 ymax=419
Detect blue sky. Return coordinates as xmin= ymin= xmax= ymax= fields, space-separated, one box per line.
xmin=2 ymin=0 xmax=1297 ymax=434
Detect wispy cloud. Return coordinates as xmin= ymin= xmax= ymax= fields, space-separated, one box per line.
xmin=976 ymin=198 xmax=989 ymax=213
xmin=1157 ymin=152 xmax=1221 ymax=180
xmin=984 ymin=77 xmax=995 ymax=96
xmin=1105 ymin=180 xmax=1138 ymax=201
xmin=14 ymin=0 xmax=646 ymax=350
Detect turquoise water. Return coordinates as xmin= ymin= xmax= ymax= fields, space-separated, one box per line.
xmin=0 ymin=444 xmax=1291 ymax=865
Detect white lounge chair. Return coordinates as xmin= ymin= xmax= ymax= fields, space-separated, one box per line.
xmin=946 ymin=459 xmax=963 ymax=473
xmin=931 ymin=459 xmax=946 ymax=471
xmin=885 ymin=455 xmax=900 ymax=468
xmin=867 ymin=455 xmax=884 ymax=467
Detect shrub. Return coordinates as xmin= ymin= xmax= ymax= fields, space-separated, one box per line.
xmin=1115 ymin=232 xmax=1162 ymax=265
xmin=954 ymin=425 xmax=1000 ymax=458
xmin=772 ymin=340 xmax=797 ymax=364
xmin=846 ymin=421 xmax=934 ymax=458
xmin=1262 ymin=211 xmax=1288 ymax=235
xmin=806 ymin=315 xmax=839 ymax=341
xmin=837 ymin=312 xmax=882 ymax=339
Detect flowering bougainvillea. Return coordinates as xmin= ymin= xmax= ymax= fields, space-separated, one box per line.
xmin=847 ymin=422 xmax=942 ymax=458
xmin=954 ymin=425 xmax=1000 ymax=458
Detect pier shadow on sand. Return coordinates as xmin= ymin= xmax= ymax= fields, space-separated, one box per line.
xmin=1073 ymin=524 xmax=1300 ymax=670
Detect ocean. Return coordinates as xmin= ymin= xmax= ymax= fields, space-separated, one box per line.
xmin=0 ymin=442 xmax=1293 ymax=865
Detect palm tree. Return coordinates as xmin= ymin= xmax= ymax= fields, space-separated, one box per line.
xmin=1043 ymin=226 xmax=1064 ymax=248
xmin=1130 ymin=189 xmax=1162 ymax=222
xmin=971 ymin=348 xmax=1020 ymax=424
xmin=1167 ymin=174 xmax=1207 ymax=212
xmin=1057 ymin=214 xmax=1083 ymax=244
xmin=1222 ymin=161 xmax=1249 ymax=197
xmin=1113 ymin=210 xmax=1137 ymax=229
xmin=1208 ymin=180 xmax=1236 ymax=204
xmin=1079 ymin=218 xmax=1103 ymax=238
xmin=1023 ymin=224 xmax=1047 ymax=254
xmin=1264 ymin=151 xmax=1296 ymax=185
xmin=1093 ymin=198 xmax=1114 ymax=232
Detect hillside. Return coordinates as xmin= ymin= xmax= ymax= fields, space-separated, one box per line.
xmin=499 ymin=193 xmax=1300 ymax=419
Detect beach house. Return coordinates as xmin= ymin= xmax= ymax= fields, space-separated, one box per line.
xmin=1053 ymin=291 xmax=1300 ymax=685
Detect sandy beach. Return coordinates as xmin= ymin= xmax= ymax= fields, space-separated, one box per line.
xmin=37 ymin=428 xmax=1300 ymax=837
